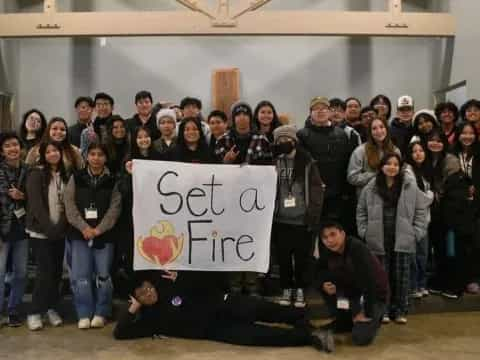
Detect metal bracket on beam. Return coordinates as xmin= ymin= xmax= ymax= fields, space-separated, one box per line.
xmin=387 ymin=0 xmax=408 ymax=29
xmin=43 ymin=0 xmax=56 ymax=13
xmin=212 ymin=0 xmax=237 ymax=28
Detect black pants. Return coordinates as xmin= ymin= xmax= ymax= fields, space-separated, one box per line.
xmin=321 ymin=196 xmax=343 ymax=223
xmin=274 ymin=223 xmax=312 ymax=289
xmin=322 ymin=292 xmax=385 ymax=346
xmin=31 ymin=238 xmax=65 ymax=314
xmin=429 ymin=219 xmax=467 ymax=295
xmin=207 ymin=295 xmax=312 ymax=347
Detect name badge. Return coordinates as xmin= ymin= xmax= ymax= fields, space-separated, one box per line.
xmin=337 ymin=297 xmax=350 ymax=310
xmin=284 ymin=196 xmax=296 ymax=208
xmin=85 ymin=208 xmax=98 ymax=220
xmin=14 ymin=207 xmax=26 ymax=219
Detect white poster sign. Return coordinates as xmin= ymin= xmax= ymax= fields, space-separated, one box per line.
xmin=132 ymin=160 xmax=277 ymax=272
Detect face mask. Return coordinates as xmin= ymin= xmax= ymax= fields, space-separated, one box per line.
xmin=272 ymin=142 xmax=295 ymax=156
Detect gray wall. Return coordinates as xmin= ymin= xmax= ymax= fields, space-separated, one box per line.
xmin=4 ymin=0 xmax=480 ymax=127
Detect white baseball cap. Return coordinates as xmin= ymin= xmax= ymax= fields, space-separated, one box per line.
xmin=397 ymin=95 xmax=414 ymax=109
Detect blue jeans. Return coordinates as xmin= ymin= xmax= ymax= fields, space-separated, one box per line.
xmin=0 ymin=239 xmax=28 ymax=315
xmin=410 ymin=236 xmax=429 ymax=291
xmin=69 ymin=238 xmax=114 ymax=319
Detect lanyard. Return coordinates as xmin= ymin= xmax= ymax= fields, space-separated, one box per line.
xmin=459 ymin=153 xmax=473 ymax=178
xmin=53 ymin=172 xmax=64 ymax=203
xmin=281 ymin=157 xmax=295 ymax=195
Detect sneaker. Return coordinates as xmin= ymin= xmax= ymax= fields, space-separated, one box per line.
xmin=421 ymin=288 xmax=430 ymax=297
xmin=279 ymin=288 xmax=292 ymax=306
xmin=46 ymin=309 xmax=63 ymax=327
xmin=429 ymin=288 xmax=442 ymax=295
xmin=27 ymin=314 xmax=43 ymax=331
xmin=294 ymin=288 xmax=306 ymax=308
xmin=7 ymin=313 xmax=22 ymax=327
xmin=394 ymin=316 xmax=408 ymax=324
xmin=382 ymin=315 xmax=391 ymax=324
xmin=442 ymin=291 xmax=459 ymax=299
xmin=78 ymin=318 xmax=91 ymax=329
xmin=311 ymin=329 xmax=335 ymax=353
xmin=411 ymin=291 xmax=423 ymax=299
xmin=90 ymin=315 xmax=105 ymax=328
xmin=466 ymin=282 xmax=480 ymax=294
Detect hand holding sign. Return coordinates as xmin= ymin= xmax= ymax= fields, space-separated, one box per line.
xmin=223 ymin=145 xmax=240 ymax=163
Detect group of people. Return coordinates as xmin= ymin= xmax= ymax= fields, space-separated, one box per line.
xmin=1 ymin=89 xmax=479 ymax=353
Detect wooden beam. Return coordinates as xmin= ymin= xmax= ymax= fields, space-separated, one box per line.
xmin=0 ymin=10 xmax=456 ymax=38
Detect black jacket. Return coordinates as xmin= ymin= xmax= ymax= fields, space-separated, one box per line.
xmin=317 ymin=236 xmax=389 ymax=317
xmin=113 ymin=272 xmax=229 ymax=340
xmin=68 ymin=122 xmax=88 ymax=148
xmin=126 ymin=113 xmax=159 ymax=141
xmin=389 ymin=118 xmax=413 ymax=157
xmin=25 ymin=168 xmax=68 ymax=241
xmin=441 ymin=171 xmax=475 ymax=239
xmin=170 ymin=145 xmax=213 ymax=164
xmin=297 ymin=122 xmax=350 ymax=199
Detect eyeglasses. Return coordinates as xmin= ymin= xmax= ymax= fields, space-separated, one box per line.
xmin=312 ymin=108 xmax=330 ymax=113
xmin=96 ymin=101 xmax=111 ymax=108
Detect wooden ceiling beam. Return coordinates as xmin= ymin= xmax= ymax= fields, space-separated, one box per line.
xmin=0 ymin=3 xmax=455 ymax=38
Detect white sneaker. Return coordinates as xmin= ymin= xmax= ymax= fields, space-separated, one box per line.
xmin=421 ymin=288 xmax=430 ymax=297
xmin=279 ymin=289 xmax=292 ymax=306
xmin=90 ymin=315 xmax=106 ymax=328
xmin=78 ymin=318 xmax=91 ymax=329
xmin=395 ymin=316 xmax=408 ymax=324
xmin=294 ymin=288 xmax=306 ymax=308
xmin=27 ymin=314 xmax=44 ymax=331
xmin=382 ymin=315 xmax=391 ymax=324
xmin=46 ymin=309 xmax=63 ymax=327
xmin=411 ymin=291 xmax=423 ymax=299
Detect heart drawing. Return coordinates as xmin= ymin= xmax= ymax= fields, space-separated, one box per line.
xmin=137 ymin=221 xmax=184 ymax=266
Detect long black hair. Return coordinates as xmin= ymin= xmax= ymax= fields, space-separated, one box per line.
xmin=19 ymin=109 xmax=47 ymax=142
xmin=130 ymin=126 xmax=154 ymax=160
xmin=375 ymin=152 xmax=404 ymax=205
xmin=105 ymin=115 xmax=130 ymax=166
xmin=370 ymin=94 xmax=392 ymax=120
xmin=453 ymin=122 xmax=480 ymax=160
xmin=177 ymin=117 xmax=209 ymax=151
xmin=253 ymin=100 xmax=281 ymax=135
xmin=406 ymin=141 xmax=429 ymax=192
xmin=38 ymin=140 xmax=69 ymax=184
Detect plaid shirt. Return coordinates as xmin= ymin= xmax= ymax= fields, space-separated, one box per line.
xmin=214 ymin=130 xmax=273 ymax=165
xmin=0 ymin=160 xmax=28 ymax=238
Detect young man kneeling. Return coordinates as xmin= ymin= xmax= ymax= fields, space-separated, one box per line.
xmin=317 ymin=221 xmax=389 ymax=346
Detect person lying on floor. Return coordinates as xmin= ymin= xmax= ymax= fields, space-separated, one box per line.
xmin=317 ymin=221 xmax=390 ymax=346
xmin=113 ymin=270 xmax=335 ymax=353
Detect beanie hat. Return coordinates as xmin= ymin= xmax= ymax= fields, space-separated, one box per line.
xmin=413 ymin=109 xmax=439 ymax=129
xmin=273 ymin=125 xmax=298 ymax=143
xmin=180 ymin=97 xmax=202 ymax=110
xmin=156 ymin=109 xmax=177 ymax=128
xmin=310 ymin=96 xmax=330 ymax=110
xmin=231 ymin=101 xmax=253 ymax=120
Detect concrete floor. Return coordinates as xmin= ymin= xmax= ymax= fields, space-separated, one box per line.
xmin=1 ymin=312 xmax=479 ymax=360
